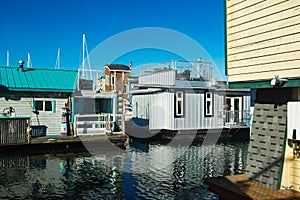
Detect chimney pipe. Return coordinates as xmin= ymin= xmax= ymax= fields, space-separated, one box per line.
xmin=19 ymin=60 xmax=24 ymax=70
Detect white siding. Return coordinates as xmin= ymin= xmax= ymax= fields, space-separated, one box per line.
xmin=175 ymin=92 xmax=223 ymax=130
xmin=132 ymin=92 xmax=174 ymax=130
xmin=226 ymin=0 xmax=300 ymax=82
xmin=0 ymin=97 xmax=68 ymax=135
xmin=243 ymin=95 xmax=251 ymax=126
xmin=132 ymin=94 xmax=151 ymax=119
xmin=243 ymin=96 xmax=250 ymax=112
xmin=138 ymin=70 xmax=175 ymax=86
xmin=132 ymin=91 xmax=226 ymax=131
xmin=175 ymin=92 xmax=225 ymax=130
xmin=149 ymin=93 xmax=174 ymax=130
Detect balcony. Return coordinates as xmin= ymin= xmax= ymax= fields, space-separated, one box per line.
xmin=219 ymin=110 xmax=251 ymax=128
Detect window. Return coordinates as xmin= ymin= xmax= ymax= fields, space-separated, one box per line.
xmin=45 ymin=101 xmax=52 ymax=111
xmin=95 ymin=98 xmax=113 ymax=114
xmin=175 ymin=91 xmax=184 ymax=117
xmin=33 ymin=100 xmax=56 ymax=112
xmin=105 ymin=75 xmax=110 ymax=85
xmin=136 ymin=102 xmax=138 ymax=117
xmin=35 ymin=101 xmax=44 ymax=111
xmin=205 ymin=92 xmax=213 ymax=117
xmin=123 ymin=84 xmax=127 ymax=94
xmin=111 ymin=75 xmax=115 ymax=90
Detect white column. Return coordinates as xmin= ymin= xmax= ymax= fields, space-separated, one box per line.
xmin=114 ymin=71 xmax=117 ymax=91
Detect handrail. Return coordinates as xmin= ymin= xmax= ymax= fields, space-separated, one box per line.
xmin=219 ymin=110 xmax=251 ymax=127
xmin=74 ymin=114 xmax=112 ymax=135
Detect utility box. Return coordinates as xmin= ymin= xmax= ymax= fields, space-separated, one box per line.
xmin=287 ymin=102 xmax=300 ymax=140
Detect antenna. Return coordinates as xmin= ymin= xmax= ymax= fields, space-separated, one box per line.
xmin=6 ymin=51 xmax=9 ymax=66
xmin=27 ymin=52 xmax=32 ymax=68
xmin=55 ymin=48 xmax=61 ymax=69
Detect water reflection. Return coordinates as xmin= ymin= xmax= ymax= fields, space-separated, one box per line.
xmin=0 ymin=141 xmax=248 ymax=199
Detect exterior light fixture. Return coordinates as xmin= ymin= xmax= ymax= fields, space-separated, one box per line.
xmin=270 ymin=75 xmax=288 ymax=87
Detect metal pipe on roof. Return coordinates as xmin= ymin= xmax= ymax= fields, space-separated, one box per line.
xmin=19 ymin=60 xmax=24 ymax=70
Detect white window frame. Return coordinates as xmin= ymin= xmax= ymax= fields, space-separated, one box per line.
xmin=205 ymin=92 xmax=213 ymax=117
xmin=175 ymin=91 xmax=184 ymax=117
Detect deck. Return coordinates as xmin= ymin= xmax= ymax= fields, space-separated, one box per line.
xmin=203 ymin=174 xmax=300 ymax=200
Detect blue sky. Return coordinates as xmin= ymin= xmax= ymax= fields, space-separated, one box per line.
xmin=0 ymin=0 xmax=225 ymax=79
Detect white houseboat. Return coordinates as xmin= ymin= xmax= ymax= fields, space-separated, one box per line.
xmin=126 ymin=60 xmax=251 ymax=138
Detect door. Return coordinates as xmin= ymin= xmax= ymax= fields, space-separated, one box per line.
xmin=233 ymin=97 xmax=242 ymax=123
xmin=225 ymin=97 xmax=242 ymax=124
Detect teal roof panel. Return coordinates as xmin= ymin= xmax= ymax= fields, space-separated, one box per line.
xmin=0 ymin=66 xmax=78 ymax=93
xmin=6 ymin=68 xmax=15 ymax=88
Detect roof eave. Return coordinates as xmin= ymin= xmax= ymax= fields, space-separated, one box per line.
xmin=108 ymin=69 xmax=131 ymax=72
xmin=5 ymin=88 xmax=76 ymax=93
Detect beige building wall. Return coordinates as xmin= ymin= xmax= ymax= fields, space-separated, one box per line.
xmin=226 ymin=0 xmax=300 ymax=83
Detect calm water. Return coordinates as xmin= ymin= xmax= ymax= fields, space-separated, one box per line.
xmin=0 ymin=140 xmax=249 ymax=199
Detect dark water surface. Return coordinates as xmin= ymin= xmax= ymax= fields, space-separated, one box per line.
xmin=0 ymin=140 xmax=249 ymax=199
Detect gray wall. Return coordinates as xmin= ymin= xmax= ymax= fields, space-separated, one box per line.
xmin=0 ymin=97 xmax=68 ymax=135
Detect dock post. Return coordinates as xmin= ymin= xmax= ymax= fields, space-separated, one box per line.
xmin=112 ymin=93 xmax=117 ymax=133
xmin=27 ymin=118 xmax=31 ymax=144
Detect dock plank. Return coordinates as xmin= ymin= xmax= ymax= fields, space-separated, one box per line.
xmin=204 ymin=174 xmax=300 ymax=200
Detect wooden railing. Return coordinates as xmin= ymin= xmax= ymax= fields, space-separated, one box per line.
xmin=74 ymin=114 xmax=112 ymax=135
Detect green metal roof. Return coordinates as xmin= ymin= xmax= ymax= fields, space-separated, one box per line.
xmin=0 ymin=66 xmax=78 ymax=93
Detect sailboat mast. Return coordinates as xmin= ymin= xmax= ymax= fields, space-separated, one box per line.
xmin=27 ymin=52 xmax=32 ymax=68
xmin=82 ymin=34 xmax=86 ymax=78
xmin=80 ymin=34 xmax=92 ymax=80
xmin=55 ymin=48 xmax=61 ymax=69
xmin=6 ymin=51 xmax=9 ymax=66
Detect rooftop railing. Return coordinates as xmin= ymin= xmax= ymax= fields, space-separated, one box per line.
xmin=139 ymin=60 xmax=213 ymax=81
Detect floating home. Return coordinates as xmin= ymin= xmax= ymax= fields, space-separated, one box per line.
xmin=127 ymin=60 xmax=251 ymax=134
xmin=73 ymin=64 xmax=131 ymax=135
xmin=0 ymin=61 xmax=131 ymax=142
xmin=0 ymin=62 xmax=77 ymax=138
xmin=204 ymin=0 xmax=300 ymax=198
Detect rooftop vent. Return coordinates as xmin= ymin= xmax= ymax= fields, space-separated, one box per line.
xmin=19 ymin=60 xmax=24 ymax=70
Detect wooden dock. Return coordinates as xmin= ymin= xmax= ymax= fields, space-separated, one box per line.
xmin=0 ymin=134 xmax=128 ymax=155
xmin=203 ymin=174 xmax=300 ymax=200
